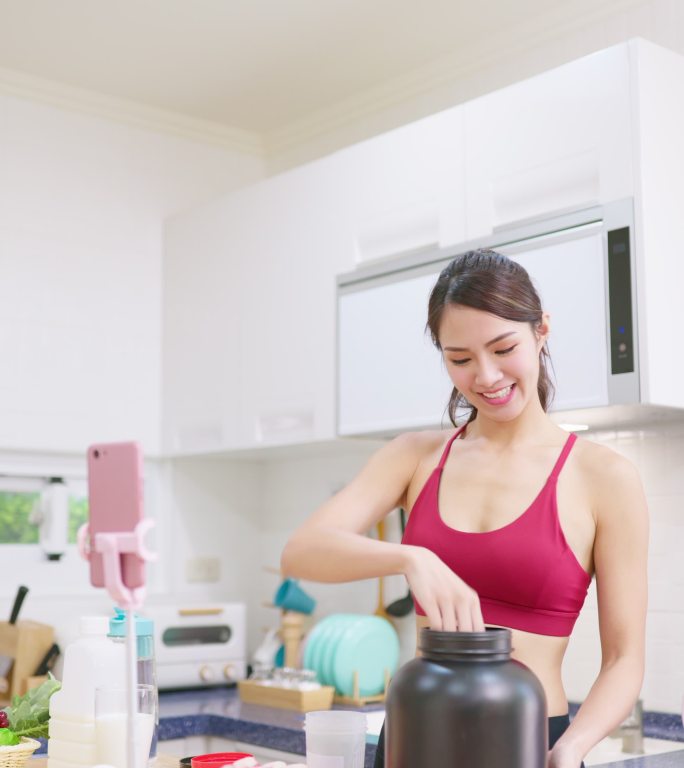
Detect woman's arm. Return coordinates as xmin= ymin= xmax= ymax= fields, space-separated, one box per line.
xmin=280 ymin=430 xmax=485 ymax=632
xmin=280 ymin=431 xmax=423 ymax=582
xmin=549 ymin=450 xmax=649 ymax=768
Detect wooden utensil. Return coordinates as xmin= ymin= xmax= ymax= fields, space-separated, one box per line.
xmin=374 ymin=521 xmax=391 ymax=621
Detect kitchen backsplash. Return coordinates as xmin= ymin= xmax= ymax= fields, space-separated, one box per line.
xmin=250 ymin=422 xmax=684 ymax=714
xmin=2 ymin=421 xmax=681 ymax=713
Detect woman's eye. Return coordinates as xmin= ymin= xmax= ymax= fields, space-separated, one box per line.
xmin=496 ymin=345 xmax=517 ymax=356
xmin=449 ymin=358 xmax=469 ymax=366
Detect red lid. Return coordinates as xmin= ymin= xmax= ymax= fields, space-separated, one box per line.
xmin=190 ymin=753 xmax=254 ymax=768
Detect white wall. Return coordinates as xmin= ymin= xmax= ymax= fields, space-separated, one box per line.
xmin=563 ymin=423 xmax=684 ymax=714
xmin=0 ymin=91 xmax=264 ymax=456
xmin=0 ymin=90 xmax=265 ymax=634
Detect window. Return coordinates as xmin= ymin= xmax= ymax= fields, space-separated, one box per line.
xmin=0 ymin=478 xmax=88 ymax=545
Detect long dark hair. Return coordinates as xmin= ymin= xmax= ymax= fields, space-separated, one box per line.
xmin=427 ymin=248 xmax=555 ymax=426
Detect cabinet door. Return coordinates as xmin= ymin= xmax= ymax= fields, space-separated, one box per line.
xmin=236 ymin=161 xmax=357 ymax=448
xmin=339 ymin=105 xmax=466 ymax=264
xmin=338 ymin=268 xmax=452 ymax=436
xmin=465 ymin=45 xmax=633 ymax=238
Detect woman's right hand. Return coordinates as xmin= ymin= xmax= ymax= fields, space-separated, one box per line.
xmin=404 ymin=545 xmax=485 ymax=632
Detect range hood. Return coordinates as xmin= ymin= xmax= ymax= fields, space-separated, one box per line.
xmin=336 ymin=199 xmax=684 ymax=437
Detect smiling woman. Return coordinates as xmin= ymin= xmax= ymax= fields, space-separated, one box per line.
xmin=281 ymin=247 xmax=648 ymax=768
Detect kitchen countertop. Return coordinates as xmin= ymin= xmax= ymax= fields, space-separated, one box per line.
xmin=158 ymin=687 xmax=684 ymax=768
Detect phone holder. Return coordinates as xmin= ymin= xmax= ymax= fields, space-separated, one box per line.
xmin=77 ymin=520 xmax=157 ymax=609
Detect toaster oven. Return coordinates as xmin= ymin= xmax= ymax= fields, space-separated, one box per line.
xmin=144 ymin=602 xmax=247 ymax=690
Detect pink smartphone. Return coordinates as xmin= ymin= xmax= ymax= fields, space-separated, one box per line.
xmin=87 ymin=441 xmax=145 ymax=589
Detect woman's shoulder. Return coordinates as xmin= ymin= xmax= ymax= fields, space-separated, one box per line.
xmin=385 ymin=429 xmax=458 ymax=479
xmin=390 ymin=428 xmax=457 ymax=458
xmin=571 ymin=435 xmax=645 ymax=510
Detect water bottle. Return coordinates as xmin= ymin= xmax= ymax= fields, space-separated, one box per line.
xmin=384 ymin=627 xmax=547 ymax=767
xmin=108 ymin=607 xmax=159 ymax=758
xmin=48 ymin=615 xmax=126 ymax=768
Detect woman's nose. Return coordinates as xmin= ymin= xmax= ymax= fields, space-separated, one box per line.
xmin=474 ymin=359 xmax=504 ymax=389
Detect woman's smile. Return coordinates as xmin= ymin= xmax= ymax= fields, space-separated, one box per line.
xmin=478 ymin=382 xmax=516 ymax=405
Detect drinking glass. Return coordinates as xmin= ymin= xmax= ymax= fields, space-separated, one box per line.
xmin=95 ymin=683 xmax=156 ymax=768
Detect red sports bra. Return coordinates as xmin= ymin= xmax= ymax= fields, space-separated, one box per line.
xmin=402 ymin=424 xmax=592 ymax=637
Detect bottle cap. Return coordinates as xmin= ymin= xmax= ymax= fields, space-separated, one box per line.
xmin=79 ymin=615 xmax=109 ymax=635
xmin=108 ymin=607 xmax=154 ymax=637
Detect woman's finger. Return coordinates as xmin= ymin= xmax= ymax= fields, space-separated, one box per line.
xmin=441 ymin=602 xmax=458 ymax=632
xmin=471 ymin=599 xmax=486 ymax=632
xmin=423 ymin=601 xmax=443 ymax=631
xmin=455 ymin=604 xmax=473 ymax=632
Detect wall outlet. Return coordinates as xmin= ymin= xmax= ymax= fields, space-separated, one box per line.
xmin=186 ymin=557 xmax=221 ymax=583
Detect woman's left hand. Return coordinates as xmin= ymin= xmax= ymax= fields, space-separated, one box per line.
xmin=547 ymin=742 xmax=583 ymax=768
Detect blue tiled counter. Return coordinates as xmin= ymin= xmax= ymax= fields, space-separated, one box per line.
xmin=159 ymin=688 xmax=684 ymax=767
xmin=159 ymin=687 xmax=379 ymax=767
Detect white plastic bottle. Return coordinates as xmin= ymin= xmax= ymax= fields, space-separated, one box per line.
xmin=47 ymin=616 xmax=126 ymax=768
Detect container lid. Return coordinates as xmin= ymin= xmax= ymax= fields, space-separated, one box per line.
xmin=79 ymin=615 xmax=109 ymax=636
xmin=419 ymin=627 xmax=512 ymax=660
xmin=190 ymin=753 xmax=254 ymax=768
xmin=108 ymin=607 xmax=154 ymax=637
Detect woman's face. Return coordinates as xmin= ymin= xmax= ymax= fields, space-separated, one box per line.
xmin=438 ymin=304 xmax=549 ymax=420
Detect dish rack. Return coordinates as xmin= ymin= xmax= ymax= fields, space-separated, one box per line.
xmin=333 ymin=668 xmax=391 ymax=707
xmin=245 ymin=611 xmax=395 ymax=709
xmin=238 ymin=609 xmax=336 ymax=712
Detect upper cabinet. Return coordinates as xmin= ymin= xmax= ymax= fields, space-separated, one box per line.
xmin=464 ymin=45 xmax=633 ymax=239
xmin=163 ymin=155 xmax=359 ymax=454
xmin=163 ymin=107 xmax=466 ymax=453
xmin=164 ymin=40 xmax=684 ymax=454
xmin=338 ymin=106 xmax=466 ymax=261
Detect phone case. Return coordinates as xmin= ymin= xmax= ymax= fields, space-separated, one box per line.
xmin=87 ymin=442 xmax=145 ymax=589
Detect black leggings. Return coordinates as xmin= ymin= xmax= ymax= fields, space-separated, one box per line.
xmin=373 ymin=714 xmax=586 ymax=767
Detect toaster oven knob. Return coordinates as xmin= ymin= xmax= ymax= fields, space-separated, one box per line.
xmin=199 ymin=664 xmax=216 ymax=683
xmin=223 ymin=664 xmax=236 ymax=681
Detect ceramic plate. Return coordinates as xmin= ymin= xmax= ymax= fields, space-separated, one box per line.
xmin=332 ymin=616 xmax=400 ymax=697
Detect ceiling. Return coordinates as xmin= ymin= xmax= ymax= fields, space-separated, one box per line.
xmin=0 ymin=3 xmax=677 ymax=451
xmin=0 ymin=0 xmax=643 ymax=143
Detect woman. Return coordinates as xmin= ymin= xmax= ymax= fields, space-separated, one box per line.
xmin=281 ymin=249 xmax=648 ymax=768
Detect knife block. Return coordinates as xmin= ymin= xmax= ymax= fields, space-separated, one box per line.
xmin=0 ymin=620 xmax=54 ymax=703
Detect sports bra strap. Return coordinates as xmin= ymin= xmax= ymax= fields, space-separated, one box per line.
xmin=437 ymin=423 xmax=468 ymax=470
xmin=549 ymin=432 xmax=578 ymax=480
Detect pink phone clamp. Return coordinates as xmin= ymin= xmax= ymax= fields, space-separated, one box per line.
xmin=78 ymin=520 xmax=157 ymax=609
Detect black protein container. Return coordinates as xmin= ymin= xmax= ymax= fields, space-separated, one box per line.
xmin=384 ymin=627 xmax=547 ymax=767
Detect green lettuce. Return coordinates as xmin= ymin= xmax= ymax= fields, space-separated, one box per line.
xmin=1 ymin=673 xmax=61 ymax=742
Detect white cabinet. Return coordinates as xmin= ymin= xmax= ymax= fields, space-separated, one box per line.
xmin=338 ymin=267 xmax=453 ymax=435
xmin=335 ymin=105 xmax=466 ymax=263
xmin=464 ymin=45 xmax=633 ymax=239
xmin=165 ymin=40 xmax=684 ymax=453
xmin=163 ymin=157 xmax=357 ymax=453
xmin=234 ymin=164 xmax=356 ymax=448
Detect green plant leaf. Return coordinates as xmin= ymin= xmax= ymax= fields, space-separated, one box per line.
xmin=1 ymin=672 xmax=61 ymax=740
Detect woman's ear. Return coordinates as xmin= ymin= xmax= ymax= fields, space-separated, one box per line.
xmin=536 ymin=313 xmax=551 ymax=350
